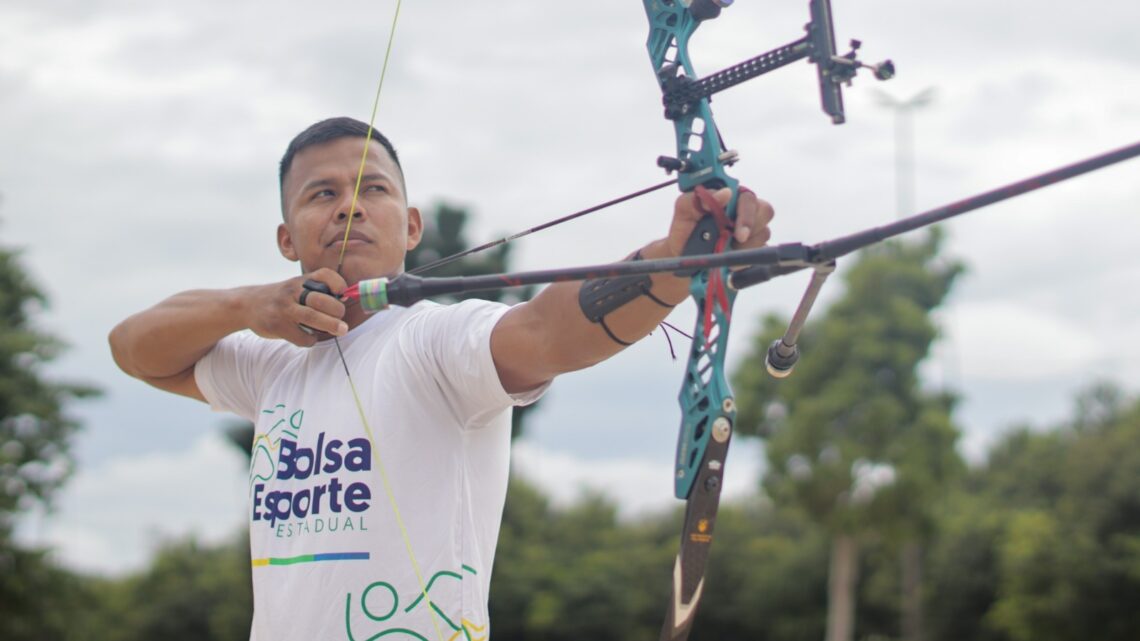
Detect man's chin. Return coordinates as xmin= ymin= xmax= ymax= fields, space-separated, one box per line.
xmin=336 ymin=261 xmax=403 ymax=287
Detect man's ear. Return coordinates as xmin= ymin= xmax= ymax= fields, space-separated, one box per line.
xmin=278 ymin=223 xmax=300 ymax=262
xmin=406 ymin=206 xmax=424 ymax=250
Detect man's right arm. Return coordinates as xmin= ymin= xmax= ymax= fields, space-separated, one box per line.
xmin=108 ymin=270 xmax=349 ymax=401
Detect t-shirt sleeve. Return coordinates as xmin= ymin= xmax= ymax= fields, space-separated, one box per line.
xmin=400 ymin=300 xmax=549 ymax=430
xmin=195 ymin=330 xmax=289 ymax=421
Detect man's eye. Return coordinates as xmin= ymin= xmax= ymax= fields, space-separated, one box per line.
xmin=314 ymin=189 xmax=335 ymax=199
xmin=366 ymin=184 xmax=389 ymax=193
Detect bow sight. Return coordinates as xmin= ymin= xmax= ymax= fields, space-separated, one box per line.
xmin=647 ymin=0 xmax=889 ymax=393
xmin=652 ymin=0 xmax=893 ymax=137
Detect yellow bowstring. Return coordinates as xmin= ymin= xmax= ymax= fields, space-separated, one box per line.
xmin=337 ymin=0 xmax=403 ymax=268
xmin=334 ymin=2 xmax=446 ymax=640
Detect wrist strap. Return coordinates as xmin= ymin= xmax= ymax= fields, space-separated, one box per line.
xmin=579 ymin=250 xmax=678 ymax=321
xmin=578 ymin=249 xmax=681 ymax=346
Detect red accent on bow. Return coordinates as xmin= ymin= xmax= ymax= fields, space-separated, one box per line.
xmin=692 ymin=186 xmax=734 ymax=345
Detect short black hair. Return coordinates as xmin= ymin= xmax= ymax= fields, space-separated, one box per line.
xmin=278 ymin=117 xmax=405 ymax=215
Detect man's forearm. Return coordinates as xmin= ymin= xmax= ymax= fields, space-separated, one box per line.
xmin=579 ymin=238 xmax=689 ymax=349
xmin=109 ymin=288 xmax=251 ymax=380
xmin=492 ymin=239 xmax=690 ymax=392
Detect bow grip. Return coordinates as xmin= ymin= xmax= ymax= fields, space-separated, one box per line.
xmin=674 ymin=184 xmax=739 ymax=277
xmin=675 ymin=216 xmax=721 ymax=277
xmin=690 ymin=0 xmax=733 ymax=21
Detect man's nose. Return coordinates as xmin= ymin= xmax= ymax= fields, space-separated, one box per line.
xmin=335 ymin=197 xmax=366 ymax=221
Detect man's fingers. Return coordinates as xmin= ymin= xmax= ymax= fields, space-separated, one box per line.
xmin=295 ymin=305 xmax=348 ymax=337
xmin=286 ymin=325 xmax=320 ymax=347
xmin=733 ymin=188 xmax=774 ymax=246
xmin=308 ymin=268 xmax=348 ymax=294
xmin=669 ymin=186 xmax=774 ymax=256
xmin=296 ymin=281 xmax=348 ymax=337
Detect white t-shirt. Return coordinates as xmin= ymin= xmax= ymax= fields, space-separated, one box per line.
xmin=195 ymin=299 xmax=544 ymax=641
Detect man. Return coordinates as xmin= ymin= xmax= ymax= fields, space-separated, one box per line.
xmin=109 ymin=117 xmax=773 ymax=640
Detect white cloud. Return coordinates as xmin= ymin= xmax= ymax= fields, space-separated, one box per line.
xmin=16 ymin=432 xmax=248 ymax=575
xmin=936 ymin=300 xmax=1104 ymax=382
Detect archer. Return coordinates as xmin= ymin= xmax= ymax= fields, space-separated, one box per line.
xmin=108 ymin=116 xmax=773 ymax=640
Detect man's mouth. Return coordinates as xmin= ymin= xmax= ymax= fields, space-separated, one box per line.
xmin=328 ymin=231 xmax=371 ymax=247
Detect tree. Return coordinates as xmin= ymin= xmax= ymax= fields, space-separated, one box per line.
xmin=488 ymin=478 xmax=837 ymax=641
xmin=488 ymin=476 xmax=672 ymax=641
xmin=981 ymin=384 xmax=1140 ymax=641
xmin=0 ymin=231 xmax=100 ymax=640
xmin=921 ymin=383 xmax=1140 ymax=641
xmin=732 ymin=231 xmax=964 ymax=641
xmin=90 ymin=535 xmax=254 ymax=641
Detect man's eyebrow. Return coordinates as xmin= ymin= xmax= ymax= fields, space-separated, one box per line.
xmin=359 ymin=172 xmax=394 ymax=184
xmin=298 ymin=177 xmax=337 ymax=193
xmin=296 ymin=171 xmax=397 ymax=196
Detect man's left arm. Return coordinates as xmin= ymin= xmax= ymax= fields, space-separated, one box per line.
xmin=491 ymin=187 xmax=773 ymax=394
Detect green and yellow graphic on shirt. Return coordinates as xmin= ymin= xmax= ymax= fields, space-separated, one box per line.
xmin=345 ymin=565 xmax=485 ymax=641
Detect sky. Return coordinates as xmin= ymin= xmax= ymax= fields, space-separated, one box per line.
xmin=2 ymin=0 xmax=1138 ymax=575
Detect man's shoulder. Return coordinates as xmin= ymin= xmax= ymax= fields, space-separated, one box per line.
xmin=214 ymin=328 xmax=298 ymax=356
xmin=202 ymin=329 xmax=313 ymax=377
xmin=397 ymin=298 xmax=510 ymax=326
xmin=384 ymin=299 xmax=511 ymax=349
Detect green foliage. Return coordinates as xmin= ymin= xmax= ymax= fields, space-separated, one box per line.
xmin=693 ymin=503 xmax=830 ymax=641
xmin=731 ymin=231 xmax=964 ymax=641
xmin=922 ymin=493 xmax=1006 ymax=641
xmin=985 ymin=386 xmax=1140 ymax=641
xmin=0 ymin=246 xmax=99 ymax=532
xmin=0 ymin=542 xmax=107 ymax=641
xmin=0 ymin=235 xmax=100 ymax=640
xmin=733 ymin=231 xmax=964 ymax=538
xmin=489 ymin=477 xmax=673 ymax=640
xmin=924 ymin=384 xmax=1140 ymax=641
xmin=77 ymin=534 xmax=253 ymax=641
xmin=489 ymin=479 xmax=836 ymax=641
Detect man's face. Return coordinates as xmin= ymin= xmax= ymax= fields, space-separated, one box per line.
xmin=278 ymin=136 xmax=421 ymax=284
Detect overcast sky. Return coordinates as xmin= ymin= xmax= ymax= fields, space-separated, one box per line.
xmin=3 ymin=0 xmax=1138 ymax=574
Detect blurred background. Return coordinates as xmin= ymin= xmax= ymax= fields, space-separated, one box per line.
xmin=2 ymin=0 xmax=1138 ymax=639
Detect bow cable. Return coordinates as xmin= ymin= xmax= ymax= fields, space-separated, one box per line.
xmin=408 ymin=177 xmax=679 ymax=275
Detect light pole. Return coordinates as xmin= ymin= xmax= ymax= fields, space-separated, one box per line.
xmin=873 ymin=87 xmax=937 ymax=641
xmin=874 ymin=88 xmax=936 ymax=218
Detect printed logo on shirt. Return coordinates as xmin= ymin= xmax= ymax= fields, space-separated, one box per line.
xmin=343 ymin=566 xmax=486 ymax=641
xmin=249 ymin=403 xmax=373 ymax=539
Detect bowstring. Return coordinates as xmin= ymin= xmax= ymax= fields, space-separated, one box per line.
xmin=334 ymin=2 xmax=446 ymax=640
